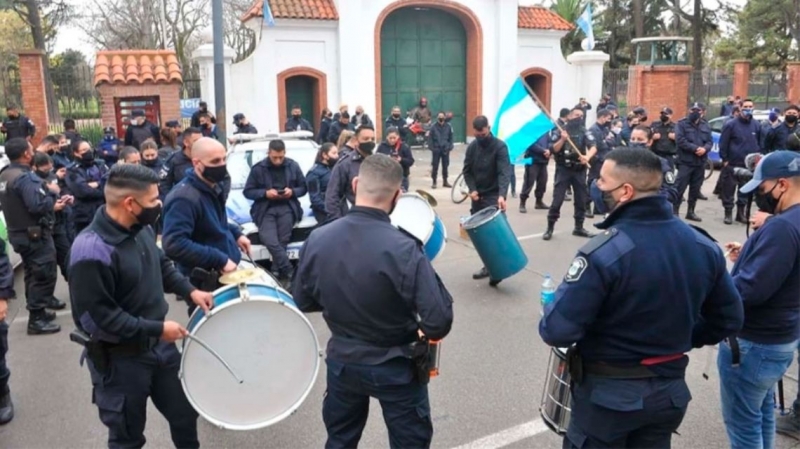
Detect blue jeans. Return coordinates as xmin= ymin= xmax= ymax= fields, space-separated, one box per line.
xmin=718 ymin=338 xmax=798 ymax=449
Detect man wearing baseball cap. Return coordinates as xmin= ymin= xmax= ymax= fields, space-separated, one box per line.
xmin=720 ymin=150 xmax=800 ymax=448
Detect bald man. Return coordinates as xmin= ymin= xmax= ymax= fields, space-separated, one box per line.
xmin=162 ymin=137 xmax=251 ymax=314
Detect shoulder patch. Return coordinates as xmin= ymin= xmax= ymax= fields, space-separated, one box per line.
xmin=689 ymin=224 xmax=718 ymax=243
xmin=664 ymin=170 xmax=676 ymax=185
xmin=565 ymin=256 xmax=588 ymax=283
xmin=578 ymin=228 xmax=618 ymax=256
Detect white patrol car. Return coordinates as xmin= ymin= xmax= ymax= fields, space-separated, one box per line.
xmin=0 ymin=146 xmax=23 ymax=268
xmin=225 ymin=131 xmax=319 ymax=267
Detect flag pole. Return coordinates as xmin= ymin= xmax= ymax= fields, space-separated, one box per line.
xmin=518 ymin=77 xmax=586 ymax=158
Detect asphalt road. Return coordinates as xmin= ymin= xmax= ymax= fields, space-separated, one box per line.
xmin=2 ymin=145 xmax=800 ymax=448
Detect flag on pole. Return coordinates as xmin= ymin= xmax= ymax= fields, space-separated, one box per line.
xmin=576 ymin=3 xmax=594 ymax=50
xmin=493 ymin=77 xmax=555 ymax=165
xmin=263 ymin=0 xmax=276 ymax=27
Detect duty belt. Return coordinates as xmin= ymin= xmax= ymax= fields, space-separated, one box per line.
xmin=102 ymin=337 xmax=160 ymax=356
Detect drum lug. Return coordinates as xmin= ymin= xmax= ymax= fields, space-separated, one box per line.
xmin=178 ymin=369 xmax=184 ymax=380
xmin=238 ymin=282 xmax=250 ymax=301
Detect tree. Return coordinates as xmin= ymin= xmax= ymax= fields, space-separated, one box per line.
xmin=224 ymin=0 xmax=257 ymax=62
xmin=0 ymin=10 xmax=31 ymax=107
xmin=550 ymin=0 xmax=587 ymax=56
xmin=50 ymin=49 xmax=94 ymax=115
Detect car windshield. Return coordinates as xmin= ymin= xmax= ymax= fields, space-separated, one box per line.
xmin=228 ymin=140 xmax=318 ymax=189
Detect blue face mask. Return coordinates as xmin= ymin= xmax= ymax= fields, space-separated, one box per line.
xmin=742 ymin=109 xmax=753 ymax=118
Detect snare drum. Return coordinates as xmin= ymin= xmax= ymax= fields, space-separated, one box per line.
xmin=540 ymin=346 xmax=572 ymax=435
xmin=462 ymin=206 xmax=527 ymax=280
xmin=180 ymin=282 xmax=321 ymax=430
xmin=390 ymin=193 xmax=447 ymax=261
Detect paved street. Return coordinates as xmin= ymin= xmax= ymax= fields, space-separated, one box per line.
xmin=2 ymin=145 xmax=800 ymax=448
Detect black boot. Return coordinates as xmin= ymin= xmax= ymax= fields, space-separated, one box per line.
xmin=443 ymin=179 xmax=452 ymax=188
xmin=724 ymin=208 xmax=733 ymax=225
xmin=573 ymin=220 xmax=595 ymax=238
xmin=698 ymin=192 xmax=708 ymax=201
xmin=535 ymin=199 xmax=549 ymax=210
xmin=685 ymin=204 xmax=702 ymax=222
xmin=472 ymin=267 xmax=490 ymax=280
xmin=46 ymin=297 xmax=66 ymax=310
xmin=280 ymin=267 xmax=295 ymax=291
xmin=0 ymin=387 xmax=13 ymax=425
xmin=519 ymin=198 xmax=527 ymax=213
xmin=735 ymin=205 xmax=747 ymax=224
xmin=43 ymin=309 xmax=56 ymax=321
xmin=585 ymin=205 xmax=594 ymax=219
xmin=543 ymin=221 xmax=555 ymax=241
xmin=27 ymin=310 xmax=61 ymax=335
xmin=431 ymin=180 xmax=437 ymax=189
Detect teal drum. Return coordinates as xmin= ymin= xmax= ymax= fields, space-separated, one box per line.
xmin=180 ymin=281 xmax=321 ymax=430
xmin=463 ymin=206 xmax=528 ymax=281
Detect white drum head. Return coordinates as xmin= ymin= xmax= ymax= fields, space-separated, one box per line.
xmin=390 ymin=194 xmax=436 ymax=243
xmin=180 ymin=297 xmax=320 ymax=430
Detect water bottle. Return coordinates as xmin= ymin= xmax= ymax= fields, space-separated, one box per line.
xmin=541 ymin=274 xmax=556 ymax=309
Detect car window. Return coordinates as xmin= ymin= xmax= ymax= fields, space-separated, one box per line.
xmin=709 ymin=118 xmax=725 ymax=133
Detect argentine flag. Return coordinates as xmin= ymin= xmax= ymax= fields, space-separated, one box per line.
xmin=576 ymin=3 xmax=594 ymax=50
xmin=263 ymin=0 xmax=276 ymax=27
xmin=493 ymin=77 xmax=554 ymax=165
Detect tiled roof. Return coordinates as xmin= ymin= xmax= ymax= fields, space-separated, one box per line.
xmin=94 ymin=50 xmax=183 ymax=87
xmin=518 ymin=6 xmax=574 ymax=31
xmin=241 ymin=0 xmax=339 ymax=23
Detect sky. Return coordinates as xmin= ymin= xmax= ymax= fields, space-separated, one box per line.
xmin=55 ymin=0 xmax=749 ymax=60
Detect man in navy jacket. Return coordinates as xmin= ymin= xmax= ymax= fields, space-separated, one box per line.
xmin=244 ymin=139 xmax=307 ymax=287
xmin=519 ymin=133 xmax=550 ymax=213
xmin=719 ymin=98 xmax=762 ymax=224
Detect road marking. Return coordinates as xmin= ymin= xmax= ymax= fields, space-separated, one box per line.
xmin=10 ymin=310 xmax=72 ymax=325
xmin=450 ymin=419 xmax=550 ymax=449
xmin=517 ymin=232 xmax=545 ymax=241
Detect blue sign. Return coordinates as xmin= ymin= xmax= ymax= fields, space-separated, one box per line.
xmin=181 ymin=98 xmax=200 ymax=119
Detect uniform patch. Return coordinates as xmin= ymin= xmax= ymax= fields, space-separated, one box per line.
xmin=565 ymin=256 xmax=588 ymax=283
xmin=664 ymin=170 xmax=676 ymax=185
xmin=159 ymin=168 xmax=168 ymax=179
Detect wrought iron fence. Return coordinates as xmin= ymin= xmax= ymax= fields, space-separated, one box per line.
xmin=181 ymin=79 xmax=201 ymax=99
xmin=748 ymin=72 xmax=789 ymax=112
xmin=0 ymin=63 xmax=21 ymax=110
xmin=603 ymin=68 xmax=630 ymax=116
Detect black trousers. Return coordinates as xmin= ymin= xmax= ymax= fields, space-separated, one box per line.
xmin=548 ymin=165 xmax=588 ymax=223
xmin=520 ymin=164 xmax=548 ymax=201
xmin=719 ymin=165 xmax=749 ymax=210
xmin=674 ymin=164 xmax=705 ymax=208
xmin=585 ymin=162 xmax=602 ymax=212
xmin=431 ymin=148 xmax=450 ymax=182
xmin=53 ymin=228 xmax=71 ymax=281
xmin=470 ymin=195 xmax=499 ymax=215
xmin=87 ymin=341 xmax=198 ymax=449
xmin=8 ymin=232 xmax=56 ymax=312
xmin=258 ymin=205 xmax=295 ymax=277
xmin=0 ymin=321 xmax=8 ymax=394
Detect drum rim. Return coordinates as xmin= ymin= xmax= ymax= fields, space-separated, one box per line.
xmin=179 ymin=295 xmax=322 ymax=430
xmin=462 ymin=206 xmax=501 ymax=230
xmin=425 ymin=216 xmax=447 ymax=261
xmin=391 ymin=193 xmax=436 ymax=242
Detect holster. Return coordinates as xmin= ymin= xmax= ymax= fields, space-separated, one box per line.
xmin=191 ymin=267 xmax=221 ymax=292
xmin=410 ymin=339 xmax=431 ymax=385
xmin=70 ymin=329 xmax=110 ymax=375
xmin=566 ymin=346 xmax=584 ymax=385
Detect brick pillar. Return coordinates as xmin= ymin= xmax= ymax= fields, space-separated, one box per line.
xmin=17 ymin=50 xmax=49 ymax=147
xmin=732 ymin=60 xmax=750 ymax=100
xmin=626 ymin=65 xmax=692 ymax=119
xmin=787 ymin=62 xmax=800 ymax=106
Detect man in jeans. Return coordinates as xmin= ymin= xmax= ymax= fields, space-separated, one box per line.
xmin=721 ymin=150 xmax=800 ymax=448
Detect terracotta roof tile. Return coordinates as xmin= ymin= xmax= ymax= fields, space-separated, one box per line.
xmin=241 ymin=0 xmax=338 ymax=23
xmin=518 ymin=6 xmax=574 ymax=31
xmin=94 ymin=50 xmax=183 ymax=87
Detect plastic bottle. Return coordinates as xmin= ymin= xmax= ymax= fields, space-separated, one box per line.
xmin=541 ymin=274 xmax=556 ymax=308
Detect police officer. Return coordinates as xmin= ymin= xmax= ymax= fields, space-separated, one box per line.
xmin=616 ymin=125 xmax=680 ymax=207
xmin=284 ymin=105 xmax=313 ymax=133
xmin=543 ymin=107 xmax=596 ymax=241
xmin=518 ymin=133 xmax=550 ymax=213
xmin=124 ymin=110 xmax=161 ymax=149
xmin=62 ymin=119 xmax=82 ymax=152
xmin=32 ymin=152 xmax=73 ymax=280
xmin=674 ymin=102 xmax=713 ymax=222
xmin=540 ymin=147 xmax=744 ymax=448
xmin=325 ymin=125 xmax=376 ymax=219
xmin=0 ymin=138 xmax=64 ymax=334
xmin=66 ymin=140 xmax=108 ymax=235
xmin=244 ymin=139 xmax=307 ymax=286
xmin=377 ymin=127 xmax=414 ymax=192
xmin=765 ymin=105 xmax=800 ymax=153
xmin=68 ymin=164 xmax=213 ymax=448
xmin=97 ymin=126 xmax=122 ymax=166
xmin=720 ymin=98 xmax=762 ymax=224
xmin=585 ymin=109 xmax=615 ymax=218
xmin=163 ymin=137 xmax=251 ymax=311
xmin=650 ymin=107 xmax=677 ymax=170
xmin=317 ymin=108 xmax=333 ymax=144
xmin=1 ymin=105 xmax=35 ymax=141
xmin=384 ymin=105 xmax=407 ymax=142
xmin=462 ymin=116 xmax=510 ymax=284
xmin=306 ymin=142 xmax=339 ymax=224
xmin=429 ymin=111 xmax=454 ymax=189
xmin=293 ymin=153 xmax=453 ymax=449
xmin=0 ymin=235 xmax=14 ymax=424
xmin=140 ymin=143 xmax=164 ymax=173
xmin=190 ymin=101 xmax=209 ymax=128
xmin=233 ymin=113 xmax=258 ymax=134
xmin=159 ymin=127 xmax=202 ymax=197
xmin=327 ymin=111 xmax=354 ymax=144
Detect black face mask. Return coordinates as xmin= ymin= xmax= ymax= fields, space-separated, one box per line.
xmin=80 ymin=151 xmax=95 ymax=165
xmin=59 ymin=144 xmax=69 ymax=153
xmin=729 ymin=101 xmax=735 ymax=105
xmin=757 ymin=183 xmax=784 ymax=214
xmin=46 ymin=149 xmax=55 ymax=156
xmin=143 ymin=159 xmax=159 ymax=167
xmin=358 ymin=141 xmax=376 ymax=154
xmin=35 ymin=169 xmax=50 ymax=179
xmin=568 ymin=118 xmax=583 ymax=128
xmin=134 ymin=200 xmax=162 ymax=227
xmin=689 ymin=111 xmax=701 ymax=123
xmin=660 ymin=114 xmax=670 ymax=123
xmin=6 ymin=114 xmax=17 ymax=120
xmin=201 ymin=123 xmax=209 ymax=129
xmin=202 ymin=164 xmax=228 ymax=183
xmin=629 ymin=142 xmax=649 ymax=150
xmin=326 ymin=157 xmax=338 ymax=167
xmin=438 ymin=118 xmax=445 ymax=123
xmin=476 ymin=134 xmax=492 ymax=146
xmin=293 ymin=114 xmax=301 ymax=119
xmin=786 ymin=115 xmax=799 ymax=125
xmin=392 ymin=113 xmax=400 ymax=118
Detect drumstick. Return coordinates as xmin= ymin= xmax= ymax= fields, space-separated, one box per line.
xmin=184 ymin=334 xmax=244 ymax=384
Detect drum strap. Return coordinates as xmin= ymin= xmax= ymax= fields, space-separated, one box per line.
xmin=727 ymin=337 xmax=741 ymax=367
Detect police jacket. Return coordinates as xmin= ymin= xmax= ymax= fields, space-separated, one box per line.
xmin=675 ymin=117 xmax=712 ymax=167
xmin=234 ymin=123 xmax=258 ymax=134
xmin=462 ymin=135 xmax=511 ymax=198
xmin=0 ymin=237 xmax=15 ymax=300
xmin=142 ymin=158 xmax=164 ymax=175
xmin=293 ymin=206 xmax=454 ymax=364
xmin=284 ymin=117 xmax=312 ymax=133
xmin=97 ymin=136 xmax=121 ymax=166
xmin=40 ymin=172 xmax=68 ymax=230
xmin=588 ymin=123 xmax=613 ymax=163
xmin=157 ymin=144 xmax=178 ymax=160
xmin=764 ymin=121 xmax=799 ymax=153
xmin=0 ymin=163 xmax=55 ymax=233
xmin=719 ymin=116 xmax=762 ymax=166
xmin=162 ymin=170 xmax=243 ymax=276
xmin=159 ymin=150 xmax=193 ymax=197
xmin=243 ymin=157 xmax=307 ymax=224
xmin=428 ymin=122 xmax=454 ymax=151
xmin=2 ymin=115 xmax=35 ymax=140
xmin=325 ymin=151 xmax=363 ymax=219
xmin=201 ymin=125 xmax=218 ymax=139
xmin=539 ymin=196 xmax=743 ymax=377
xmin=327 ymin=121 xmax=354 ymax=144
xmin=317 ymin=117 xmax=332 ymax=144
xmin=384 ymin=115 xmax=406 ymax=136
xmin=51 ymin=151 xmax=72 ymax=171
xmin=377 ymin=141 xmax=414 ymax=177
xmin=523 ymin=134 xmax=550 ymax=165
xmin=650 ymin=119 xmax=677 ymax=155
xmin=306 ymin=162 xmax=333 ymax=217
xmin=65 ymin=160 xmax=107 ymax=225
xmin=551 ymin=122 xmax=595 ymax=169
xmin=124 ymin=121 xmax=161 ymax=149
xmin=731 ymin=204 xmax=800 ymax=345
xmin=69 ymin=207 xmax=195 ymax=344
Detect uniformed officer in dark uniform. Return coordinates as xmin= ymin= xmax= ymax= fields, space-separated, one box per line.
xmin=284 ymin=105 xmax=313 ymax=133
xmin=233 ymin=113 xmax=258 ymax=134
xmin=327 ymin=112 xmax=354 ymax=144
xmin=124 ymin=110 xmax=161 ymax=149
xmin=1 ymin=105 xmax=35 ymax=141
xmin=585 ymin=109 xmax=615 ymax=218
xmin=674 ymin=102 xmax=713 ymax=222
xmin=544 ymin=107 xmax=597 ymax=241
xmin=66 ymin=140 xmax=108 ymax=235
xmin=540 ymin=147 xmax=744 ymax=448
xmin=325 ymin=125 xmax=376 ymax=219
xmin=0 ymin=138 xmax=64 ymax=334
xmin=32 ymin=152 xmax=73 ymax=280
xmin=0 ymin=235 xmax=16 ymax=424
xmin=68 ymin=163 xmax=213 ymax=449
xmin=650 ymin=107 xmax=677 ymax=170
xmin=159 ymin=127 xmax=202 ymax=198
xmin=293 ymin=153 xmax=454 ymax=449
xmin=306 ymin=143 xmax=339 ymax=224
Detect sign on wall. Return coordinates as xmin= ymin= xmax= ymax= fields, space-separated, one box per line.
xmin=181 ymin=98 xmax=201 ymax=118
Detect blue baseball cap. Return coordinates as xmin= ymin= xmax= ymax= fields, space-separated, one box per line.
xmin=740 ymin=151 xmax=800 ymax=194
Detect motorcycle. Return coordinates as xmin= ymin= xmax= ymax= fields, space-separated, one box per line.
xmin=407 ymin=120 xmax=430 ymax=150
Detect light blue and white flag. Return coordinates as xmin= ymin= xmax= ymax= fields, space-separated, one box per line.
xmin=493 ymin=77 xmax=554 ymax=165
xmin=576 ymin=3 xmax=594 ymax=50
xmin=263 ymin=0 xmax=276 ymax=27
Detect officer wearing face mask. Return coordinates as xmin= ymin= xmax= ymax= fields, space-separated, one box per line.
xmin=765 ymin=105 xmax=800 ymax=153
xmin=318 ymin=109 xmax=334 ymax=145
xmin=162 ymin=138 xmax=251 ymax=312
xmin=325 ymin=125 xmax=376 ymax=220
xmin=232 ymin=113 xmax=258 ymax=135
xmin=124 ymin=110 xmax=161 ymax=150
xmin=306 ymin=142 xmax=340 ymax=224
xmin=385 ymin=106 xmax=407 ymax=142
xmin=674 ymin=102 xmax=713 ymax=222
xmin=97 ymin=127 xmax=122 ymax=166
xmin=244 ymin=139 xmax=306 ymax=288
xmin=650 ymin=107 xmax=677 ymax=170
xmin=32 ymin=152 xmax=73 ymax=281
xmin=327 ymin=112 xmax=355 ymax=145
xmin=159 ymin=128 xmax=203 ymax=198
xmin=720 ymin=98 xmax=762 ymax=225
xmin=66 ymin=140 xmax=108 ymax=235
xmin=284 ymin=106 xmax=313 ymax=133
xmin=585 ymin=109 xmax=615 ymax=218
xmin=1 ymin=106 xmax=35 ymax=141
xmin=541 ymin=147 xmax=743 ymax=449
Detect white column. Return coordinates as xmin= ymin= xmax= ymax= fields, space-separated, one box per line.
xmin=567 ymin=51 xmax=610 ymax=125
xmin=192 ymin=42 xmax=236 ymax=116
